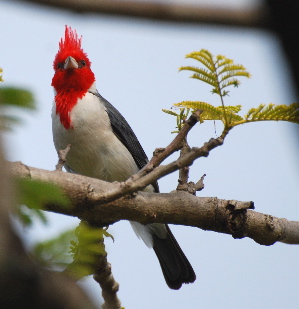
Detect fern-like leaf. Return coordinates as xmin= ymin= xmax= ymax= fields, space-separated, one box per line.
xmin=241 ymin=103 xmax=299 ymax=125
xmin=162 ymin=109 xmax=178 ymax=117
xmin=191 ymin=74 xmax=218 ymax=88
xmin=179 ymin=66 xmax=218 ymax=88
xmin=216 ymin=57 xmax=233 ymax=68
xmin=179 ymin=49 xmax=250 ymax=98
xmin=32 ymin=229 xmax=77 ymax=267
xmin=218 ymin=64 xmax=248 ymax=76
xmin=166 ymin=101 xmax=299 ymax=130
xmin=174 ymin=101 xmax=243 ymax=123
xmin=185 ymin=50 xmax=215 ymax=72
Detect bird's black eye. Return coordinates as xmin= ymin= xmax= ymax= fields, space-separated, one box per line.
xmin=57 ymin=62 xmax=64 ymax=70
xmin=80 ymin=60 xmax=86 ymax=67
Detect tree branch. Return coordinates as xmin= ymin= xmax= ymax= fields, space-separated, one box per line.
xmin=8 ymin=161 xmax=299 ymax=246
xmin=18 ymin=0 xmax=269 ymax=29
xmin=93 ymin=258 xmax=121 ymax=309
xmin=63 ymin=221 xmax=121 ymax=309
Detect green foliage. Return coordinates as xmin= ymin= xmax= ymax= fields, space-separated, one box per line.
xmin=164 ymin=49 xmax=299 ymax=132
xmin=67 ymin=222 xmax=110 ymax=279
xmin=0 ymin=70 xmax=44 ymax=224
xmin=17 ymin=204 xmax=47 ymax=226
xmin=31 ymin=222 xmax=113 ymax=279
xmin=174 ymin=101 xmax=243 ymax=123
xmin=0 ymin=87 xmax=35 ymax=109
xmin=162 ymin=107 xmax=191 ymax=133
xmin=243 ymin=103 xmax=299 ymax=124
xmin=16 ymin=178 xmax=70 ymax=226
xmin=179 ymin=49 xmax=250 ymax=97
xmin=32 ymin=228 xmax=77 ymax=267
xmin=0 ymin=85 xmax=36 ymax=130
xmin=172 ymin=101 xmax=299 ymax=130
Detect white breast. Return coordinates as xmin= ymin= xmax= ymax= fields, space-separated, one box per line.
xmin=52 ymin=91 xmax=139 ymax=182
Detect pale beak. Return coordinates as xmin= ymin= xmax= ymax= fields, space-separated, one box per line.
xmin=64 ymin=56 xmax=78 ymax=69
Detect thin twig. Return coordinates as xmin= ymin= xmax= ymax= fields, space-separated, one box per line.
xmin=64 ymin=221 xmax=122 ymax=309
xmin=144 ymin=110 xmax=202 ymax=172
xmin=93 ymin=228 xmax=121 ymax=309
xmin=176 ymin=136 xmax=191 ymax=192
xmin=93 ymin=258 xmax=121 ymax=309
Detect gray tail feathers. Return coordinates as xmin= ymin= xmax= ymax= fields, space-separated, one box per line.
xmin=153 ymin=225 xmax=196 ymax=290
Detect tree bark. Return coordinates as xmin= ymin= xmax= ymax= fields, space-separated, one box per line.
xmin=9 ymin=161 xmax=299 ymax=246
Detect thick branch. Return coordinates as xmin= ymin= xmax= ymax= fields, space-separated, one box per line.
xmin=9 ymin=161 xmax=299 ymax=246
xmin=18 ymin=0 xmax=268 ymax=29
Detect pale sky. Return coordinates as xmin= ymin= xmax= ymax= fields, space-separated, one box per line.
xmin=1 ymin=1 xmax=298 ymax=308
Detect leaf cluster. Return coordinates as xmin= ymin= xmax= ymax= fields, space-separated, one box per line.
xmin=16 ymin=178 xmax=69 ymax=226
xmin=31 ymin=221 xmax=113 ymax=280
xmin=0 ymin=86 xmax=36 ymax=130
xmin=172 ymin=101 xmax=299 ymax=128
xmin=164 ymin=49 xmax=299 ymax=131
xmin=244 ymin=103 xmax=299 ymax=124
xmin=179 ymin=49 xmax=250 ymax=97
xmin=32 ymin=229 xmax=77 ymax=268
xmin=67 ymin=222 xmax=111 ymax=279
xmin=162 ymin=107 xmax=191 ymax=133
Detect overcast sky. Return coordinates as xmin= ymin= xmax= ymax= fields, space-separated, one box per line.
xmin=1 ymin=1 xmax=298 ymax=308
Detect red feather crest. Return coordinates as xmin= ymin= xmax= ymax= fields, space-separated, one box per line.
xmin=53 ymin=26 xmax=91 ymax=70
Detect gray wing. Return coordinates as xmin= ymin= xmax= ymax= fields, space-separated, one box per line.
xmin=90 ymin=90 xmax=159 ymax=192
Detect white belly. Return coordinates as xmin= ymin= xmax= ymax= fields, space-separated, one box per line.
xmin=52 ymin=92 xmax=139 ymax=182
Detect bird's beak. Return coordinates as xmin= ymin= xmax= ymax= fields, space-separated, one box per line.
xmin=64 ymin=56 xmax=78 ymax=69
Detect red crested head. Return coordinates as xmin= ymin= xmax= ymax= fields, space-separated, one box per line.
xmin=53 ymin=26 xmax=91 ymax=71
xmin=52 ymin=26 xmax=96 ymax=129
xmin=52 ymin=26 xmax=95 ymax=92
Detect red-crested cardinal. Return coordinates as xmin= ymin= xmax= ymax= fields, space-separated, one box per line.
xmin=51 ymin=26 xmax=195 ymax=290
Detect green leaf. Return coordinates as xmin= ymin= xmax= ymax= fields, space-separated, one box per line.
xmin=166 ymin=49 xmax=298 ymax=134
xmin=184 ymin=49 xmax=215 ymax=72
xmin=162 ymin=108 xmax=178 ymax=117
xmin=174 ymin=101 xmax=243 ymax=124
xmin=16 ymin=178 xmax=70 ymax=212
xmin=216 ymin=57 xmax=233 ymax=68
xmin=32 ymin=228 xmax=77 ymax=267
xmin=241 ymin=103 xmax=299 ymax=125
xmin=67 ymin=222 xmax=109 ymax=279
xmin=0 ymin=87 xmax=35 ymax=110
xmin=0 ymin=87 xmax=36 ymax=130
xmin=179 ymin=49 xmax=250 ymax=106
xmin=16 ymin=205 xmax=48 ymax=227
xmin=163 ymin=107 xmax=191 ymax=132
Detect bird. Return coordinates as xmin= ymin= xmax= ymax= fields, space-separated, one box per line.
xmin=51 ymin=25 xmax=196 ymax=290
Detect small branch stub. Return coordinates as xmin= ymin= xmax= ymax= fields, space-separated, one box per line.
xmin=194 ymin=174 xmax=206 ymax=191
xmin=55 ymin=144 xmax=71 ymax=171
xmin=226 ymin=200 xmax=255 ymax=239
